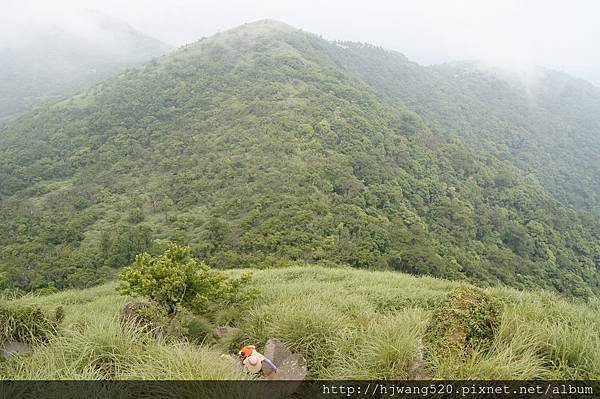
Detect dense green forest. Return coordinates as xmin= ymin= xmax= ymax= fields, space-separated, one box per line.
xmin=1 ymin=20 xmax=599 ymax=298
xmin=326 ymin=42 xmax=600 ymax=214
xmin=0 ymin=10 xmax=171 ymax=120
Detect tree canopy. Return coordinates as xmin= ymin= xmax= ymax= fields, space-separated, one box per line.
xmin=117 ymin=244 xmax=257 ymax=315
xmin=0 ymin=20 xmax=598 ymax=298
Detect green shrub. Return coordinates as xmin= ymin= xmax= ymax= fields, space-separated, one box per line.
xmin=177 ymin=313 xmax=212 ymax=344
xmin=423 ymin=286 xmax=501 ymax=358
xmin=213 ymin=306 xmax=244 ymax=327
xmin=117 ymin=244 xmax=259 ymax=316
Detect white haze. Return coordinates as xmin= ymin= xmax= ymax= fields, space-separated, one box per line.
xmin=2 ymin=0 xmax=600 ymax=87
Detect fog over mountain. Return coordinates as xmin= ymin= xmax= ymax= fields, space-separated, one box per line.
xmin=0 ymin=7 xmax=171 ymax=119
xmin=4 ymin=0 xmax=599 ymax=87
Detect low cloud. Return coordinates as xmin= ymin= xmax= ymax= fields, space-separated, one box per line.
xmin=3 ymin=0 xmax=599 ymax=86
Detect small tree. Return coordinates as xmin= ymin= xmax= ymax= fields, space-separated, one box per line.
xmin=117 ymin=244 xmax=257 ymax=315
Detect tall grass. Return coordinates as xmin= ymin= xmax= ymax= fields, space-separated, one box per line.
xmin=2 ymin=266 xmax=599 ymax=379
xmin=1 ymin=284 xmax=244 ymax=380
xmin=0 ymin=304 xmax=58 ymax=345
xmin=2 ymin=315 xmax=245 ymax=380
xmin=231 ymin=267 xmax=600 ymax=379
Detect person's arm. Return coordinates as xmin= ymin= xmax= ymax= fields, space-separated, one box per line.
xmin=262 ymin=358 xmax=278 ymax=372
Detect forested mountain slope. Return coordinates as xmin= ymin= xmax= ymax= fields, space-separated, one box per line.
xmin=1 ymin=20 xmax=599 ymax=297
xmin=0 ymin=10 xmax=172 ymax=119
xmin=326 ymin=43 xmax=600 ymax=214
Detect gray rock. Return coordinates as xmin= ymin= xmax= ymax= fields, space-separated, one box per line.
xmin=407 ymin=337 xmax=434 ymax=379
xmin=1 ymin=341 xmax=31 ymax=360
xmin=214 ymin=326 xmax=238 ymax=339
xmin=263 ymin=338 xmax=307 ymax=381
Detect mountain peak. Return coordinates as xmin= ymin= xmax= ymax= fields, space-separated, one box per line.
xmin=180 ymin=19 xmax=304 ymax=61
xmin=212 ymin=19 xmax=298 ymax=40
xmin=239 ymin=19 xmax=297 ymax=31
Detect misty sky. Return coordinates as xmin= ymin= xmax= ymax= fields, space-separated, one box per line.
xmin=4 ymin=0 xmax=600 ymax=86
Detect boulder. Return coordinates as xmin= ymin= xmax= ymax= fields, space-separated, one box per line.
xmin=214 ymin=326 xmax=238 ymax=339
xmin=263 ymin=338 xmax=307 ymax=381
xmin=1 ymin=341 xmax=31 ymax=360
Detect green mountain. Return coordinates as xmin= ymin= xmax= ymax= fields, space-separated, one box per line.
xmin=326 ymin=43 xmax=600 ymax=214
xmin=0 ymin=10 xmax=172 ymax=120
xmin=1 ymin=20 xmax=599 ymax=297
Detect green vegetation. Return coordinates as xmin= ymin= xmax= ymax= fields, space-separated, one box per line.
xmin=1 ymin=18 xmax=598 ymax=384
xmin=326 ymin=42 xmax=600 ymax=215
xmin=423 ymin=286 xmax=500 ymax=357
xmin=0 ymin=283 xmax=243 ymax=380
xmin=1 ymin=267 xmax=599 ymax=379
xmin=117 ymin=244 xmax=258 ymax=315
xmin=1 ymin=21 xmax=599 ymax=298
xmin=0 ymin=304 xmax=63 ymax=345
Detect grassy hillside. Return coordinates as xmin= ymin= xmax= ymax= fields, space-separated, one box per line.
xmin=326 ymin=42 xmax=600 ymax=215
xmin=2 ymin=266 xmax=599 ymax=380
xmin=0 ymin=10 xmax=172 ymax=119
xmin=1 ymin=20 xmax=599 ymax=298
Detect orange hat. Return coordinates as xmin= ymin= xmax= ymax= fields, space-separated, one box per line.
xmin=239 ymin=345 xmax=255 ymax=358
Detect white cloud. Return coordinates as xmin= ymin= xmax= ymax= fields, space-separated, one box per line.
xmin=3 ymin=0 xmax=600 ymax=85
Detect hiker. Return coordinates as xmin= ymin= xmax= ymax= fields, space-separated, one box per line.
xmin=238 ymin=345 xmax=278 ymax=376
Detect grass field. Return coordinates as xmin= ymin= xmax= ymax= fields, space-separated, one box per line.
xmin=2 ymin=266 xmax=599 ymax=379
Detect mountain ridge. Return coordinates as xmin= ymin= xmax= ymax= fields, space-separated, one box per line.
xmin=0 ymin=21 xmax=598 ymax=298
xmin=324 ymin=41 xmax=600 ymax=214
